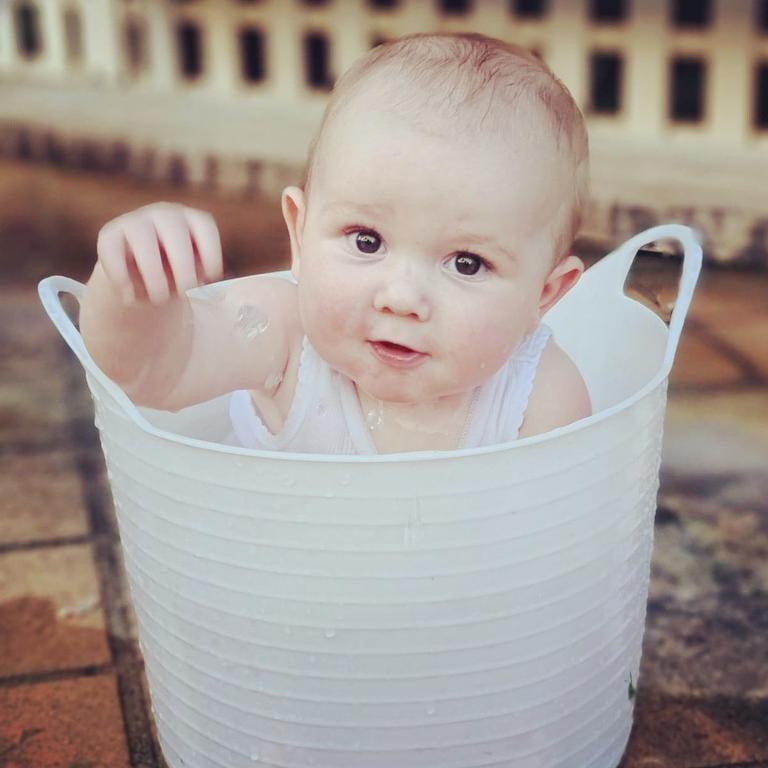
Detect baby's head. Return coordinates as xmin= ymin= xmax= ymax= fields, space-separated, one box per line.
xmin=282 ymin=32 xmax=590 ymax=404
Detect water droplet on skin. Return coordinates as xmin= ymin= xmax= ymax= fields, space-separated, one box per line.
xmin=324 ymin=628 xmax=336 ymax=638
xmin=365 ymin=401 xmax=385 ymax=431
xmin=236 ymin=304 xmax=270 ymax=339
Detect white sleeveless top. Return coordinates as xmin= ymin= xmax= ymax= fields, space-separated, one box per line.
xmin=230 ymin=323 xmax=553 ymax=455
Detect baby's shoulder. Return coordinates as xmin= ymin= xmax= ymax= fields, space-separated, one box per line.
xmin=517 ymin=339 xmax=592 ymax=439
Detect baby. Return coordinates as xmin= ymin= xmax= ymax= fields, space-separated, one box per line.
xmin=80 ymin=32 xmax=592 ymax=454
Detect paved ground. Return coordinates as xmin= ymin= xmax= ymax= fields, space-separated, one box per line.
xmin=1 ymin=159 xmax=767 ymax=767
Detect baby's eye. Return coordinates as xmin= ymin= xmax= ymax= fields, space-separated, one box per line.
xmin=347 ymin=229 xmax=382 ymax=255
xmin=451 ymin=252 xmax=490 ymax=277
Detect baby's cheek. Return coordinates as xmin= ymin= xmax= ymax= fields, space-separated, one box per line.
xmin=460 ymin=323 xmax=521 ymax=380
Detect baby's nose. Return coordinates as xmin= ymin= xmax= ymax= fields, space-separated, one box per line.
xmin=372 ymin=269 xmax=430 ymax=320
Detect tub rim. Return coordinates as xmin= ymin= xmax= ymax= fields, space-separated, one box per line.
xmin=39 ymin=224 xmax=702 ymax=465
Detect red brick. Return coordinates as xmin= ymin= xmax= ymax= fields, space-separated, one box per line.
xmin=621 ymin=690 xmax=768 ymax=767
xmin=0 ymin=675 xmax=130 ymax=768
xmin=0 ymin=546 xmax=110 ymax=678
xmin=0 ymin=451 xmax=88 ymax=546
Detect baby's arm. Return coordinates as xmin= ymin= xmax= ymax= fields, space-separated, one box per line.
xmin=79 ymin=202 xmax=298 ymax=411
xmin=517 ymin=341 xmax=592 ymax=438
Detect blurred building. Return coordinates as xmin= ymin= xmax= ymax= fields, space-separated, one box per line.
xmin=0 ymin=0 xmax=767 ymax=264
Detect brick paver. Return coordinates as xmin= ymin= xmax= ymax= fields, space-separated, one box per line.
xmin=0 ymin=450 xmax=89 ymax=546
xmin=0 ymin=675 xmax=132 ymax=768
xmin=0 ymin=545 xmax=110 ymax=678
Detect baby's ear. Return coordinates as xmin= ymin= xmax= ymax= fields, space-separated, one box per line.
xmin=537 ymin=254 xmax=584 ymax=316
xmin=281 ymin=186 xmax=306 ymax=280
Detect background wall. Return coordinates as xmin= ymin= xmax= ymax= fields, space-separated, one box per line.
xmin=1 ymin=0 xmax=767 ymax=266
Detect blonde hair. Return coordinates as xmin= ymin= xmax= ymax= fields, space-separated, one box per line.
xmin=301 ymin=32 xmax=590 ymax=265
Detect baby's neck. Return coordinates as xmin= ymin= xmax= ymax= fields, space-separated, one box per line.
xmin=354 ymin=385 xmax=477 ymax=446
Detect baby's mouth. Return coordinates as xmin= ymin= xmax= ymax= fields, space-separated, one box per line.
xmin=375 ymin=340 xmax=419 ymax=354
xmin=368 ymin=340 xmax=428 ymax=367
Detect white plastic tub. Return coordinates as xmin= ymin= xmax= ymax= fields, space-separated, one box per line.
xmin=39 ymin=224 xmax=701 ymax=768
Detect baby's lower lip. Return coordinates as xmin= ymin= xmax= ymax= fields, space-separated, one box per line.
xmin=368 ymin=341 xmax=427 ymax=368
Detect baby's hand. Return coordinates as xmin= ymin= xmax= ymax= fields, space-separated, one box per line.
xmin=96 ymin=202 xmax=223 ymax=306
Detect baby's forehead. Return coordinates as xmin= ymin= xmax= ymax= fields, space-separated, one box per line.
xmin=320 ymin=81 xmax=565 ymax=173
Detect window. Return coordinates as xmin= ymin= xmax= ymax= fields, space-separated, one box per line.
xmin=513 ymin=0 xmax=547 ymax=18
xmin=304 ymin=32 xmax=332 ymax=89
xmin=63 ymin=7 xmax=83 ymax=66
xmin=240 ymin=27 xmax=265 ymax=82
xmin=15 ymin=1 xmax=41 ymax=59
xmin=590 ymin=52 xmax=623 ymax=114
xmin=755 ymin=62 xmax=768 ymax=129
xmin=757 ymin=0 xmax=768 ymax=33
xmin=671 ymin=0 xmax=711 ymax=28
xmin=589 ymin=0 xmax=627 ymax=23
xmin=177 ymin=21 xmax=203 ymax=79
xmin=124 ymin=16 xmax=148 ymax=74
xmin=439 ymin=0 xmax=472 ymax=14
xmin=670 ymin=57 xmax=706 ymax=122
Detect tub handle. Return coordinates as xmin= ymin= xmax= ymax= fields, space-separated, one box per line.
xmin=593 ymin=223 xmax=703 ymax=370
xmin=37 ymin=275 xmax=154 ymax=429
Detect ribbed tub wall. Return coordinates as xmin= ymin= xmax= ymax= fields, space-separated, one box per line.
xmin=95 ymin=378 xmax=667 ymax=768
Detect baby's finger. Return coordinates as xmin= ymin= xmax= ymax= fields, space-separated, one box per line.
xmin=149 ymin=209 xmax=198 ymax=296
xmin=97 ymin=223 xmax=135 ymax=304
xmin=121 ymin=217 xmax=170 ymax=305
xmin=182 ymin=207 xmax=223 ymax=282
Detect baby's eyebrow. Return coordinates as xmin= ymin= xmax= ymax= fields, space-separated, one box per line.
xmin=323 ymin=201 xmax=393 ymax=216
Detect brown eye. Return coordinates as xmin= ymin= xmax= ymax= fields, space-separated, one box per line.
xmin=355 ymin=231 xmax=381 ymax=254
xmin=454 ymin=253 xmax=482 ymax=276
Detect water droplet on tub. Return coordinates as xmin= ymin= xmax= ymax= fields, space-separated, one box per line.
xmin=283 ymin=625 xmax=293 ymax=636
xmin=236 ymin=304 xmax=270 ymax=339
xmin=317 ymin=400 xmax=327 ymax=416
xmin=282 ymin=475 xmax=295 ymax=487
xmin=324 ymin=628 xmax=336 ymax=639
xmin=403 ymin=503 xmax=423 ymax=547
xmin=339 ymin=473 xmax=350 ymax=486
xmin=425 ymin=702 xmax=436 ymax=715
xmin=249 ymin=747 xmax=261 ymax=761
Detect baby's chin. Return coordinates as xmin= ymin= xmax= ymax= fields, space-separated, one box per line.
xmin=353 ymin=373 xmax=470 ymax=407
